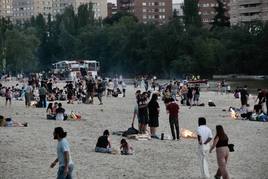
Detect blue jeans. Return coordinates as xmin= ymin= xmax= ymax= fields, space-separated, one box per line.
xmin=57 ymin=164 xmax=74 ymax=179
xmin=95 ymin=147 xmax=112 ymax=153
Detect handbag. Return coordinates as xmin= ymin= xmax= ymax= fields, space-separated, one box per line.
xmin=228 ymin=144 xmax=235 ymax=152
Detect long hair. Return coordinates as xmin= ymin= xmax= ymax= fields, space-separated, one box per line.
xmin=216 ymin=125 xmax=228 ymax=140
xmin=150 ymin=93 xmax=158 ymax=103
xmin=54 ymin=127 xmax=67 ymax=138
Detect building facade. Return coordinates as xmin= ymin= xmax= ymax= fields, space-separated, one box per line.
xmin=107 ymin=2 xmax=117 ymax=17
xmin=198 ymin=0 xmax=230 ymax=26
xmin=0 ymin=0 xmax=107 ymax=23
xmin=0 ymin=0 xmax=13 ymax=19
xmin=172 ymin=3 xmax=184 ymax=17
xmin=117 ymin=0 xmax=172 ymax=25
xmin=230 ymin=0 xmax=268 ymax=25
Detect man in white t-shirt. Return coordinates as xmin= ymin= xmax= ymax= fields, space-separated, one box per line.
xmin=197 ymin=117 xmax=212 ymax=179
xmin=50 ymin=127 xmax=74 ymax=179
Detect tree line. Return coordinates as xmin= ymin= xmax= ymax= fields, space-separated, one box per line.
xmin=0 ymin=0 xmax=267 ymax=77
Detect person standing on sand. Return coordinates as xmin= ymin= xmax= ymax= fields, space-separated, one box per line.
xmin=5 ymin=87 xmax=12 ymax=106
xmin=240 ymin=85 xmax=249 ymax=108
xmin=148 ymin=93 xmax=160 ymax=138
xmin=197 ymin=117 xmax=212 ymax=179
xmin=25 ymin=82 xmax=33 ymax=107
xmin=166 ymin=98 xmax=180 ymax=140
xmin=210 ymin=125 xmax=230 ymax=179
xmin=266 ymin=90 xmax=268 ymax=113
xmin=50 ymin=127 xmax=74 ymax=179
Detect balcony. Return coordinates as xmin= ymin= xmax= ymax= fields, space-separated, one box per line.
xmin=238 ymin=0 xmax=261 ymax=6
xmin=239 ymin=6 xmax=261 ymax=13
xmin=240 ymin=14 xmax=261 ymax=22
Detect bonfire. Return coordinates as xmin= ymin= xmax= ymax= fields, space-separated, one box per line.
xmin=230 ymin=108 xmax=239 ymax=119
xmin=180 ymin=128 xmax=197 ymax=139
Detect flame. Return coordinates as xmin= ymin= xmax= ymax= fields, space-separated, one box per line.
xmin=180 ymin=128 xmax=197 ymax=139
xmin=230 ymin=108 xmax=238 ymax=119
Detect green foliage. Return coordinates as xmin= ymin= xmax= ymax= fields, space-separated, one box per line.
xmin=0 ymin=3 xmax=268 ymax=76
xmin=211 ymin=0 xmax=230 ymax=30
xmin=5 ymin=28 xmax=39 ymax=72
xmin=183 ymin=0 xmax=202 ymax=27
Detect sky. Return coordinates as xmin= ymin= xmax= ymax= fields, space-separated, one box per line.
xmin=107 ymin=0 xmax=183 ymax=4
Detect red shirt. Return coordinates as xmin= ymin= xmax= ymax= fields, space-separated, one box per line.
xmin=167 ymin=102 xmax=179 ymax=118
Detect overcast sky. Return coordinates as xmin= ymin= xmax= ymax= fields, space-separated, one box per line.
xmin=107 ymin=0 xmax=183 ymax=4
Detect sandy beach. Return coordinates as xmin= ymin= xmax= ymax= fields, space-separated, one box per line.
xmin=0 ymin=81 xmax=267 ymax=179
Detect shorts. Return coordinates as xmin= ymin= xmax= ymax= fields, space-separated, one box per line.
xmin=6 ymin=98 xmax=11 ymax=102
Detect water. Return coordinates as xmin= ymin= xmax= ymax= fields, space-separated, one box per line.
xmin=125 ymin=79 xmax=268 ymax=95
xmin=212 ymin=80 xmax=268 ymax=94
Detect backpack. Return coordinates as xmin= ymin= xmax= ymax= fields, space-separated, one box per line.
xmin=122 ymin=127 xmax=139 ymax=137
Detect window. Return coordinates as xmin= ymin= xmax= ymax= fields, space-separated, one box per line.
xmin=142 ymin=2 xmax=146 ymax=6
xmin=143 ymin=8 xmax=146 ymax=12
xmin=143 ymin=15 xmax=147 ymax=19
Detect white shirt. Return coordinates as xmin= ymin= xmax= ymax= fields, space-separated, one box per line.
xmin=57 ymin=138 xmax=73 ymax=167
xmin=197 ymin=125 xmax=212 ymax=144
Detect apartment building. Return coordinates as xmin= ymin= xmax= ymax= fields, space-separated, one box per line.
xmin=0 ymin=0 xmax=107 ymax=23
xmin=230 ymin=0 xmax=268 ymax=25
xmin=117 ymin=0 xmax=172 ymax=24
xmin=107 ymin=2 xmax=117 ymax=17
xmin=0 ymin=0 xmax=13 ymax=19
xmin=172 ymin=3 xmax=184 ymax=17
xmin=198 ymin=0 xmax=230 ymax=26
xmin=75 ymin=0 xmax=107 ymax=19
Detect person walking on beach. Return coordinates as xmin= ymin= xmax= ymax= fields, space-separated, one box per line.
xmin=209 ymin=125 xmax=230 ymax=179
xmin=50 ymin=127 xmax=74 ymax=179
xmin=96 ymin=79 xmax=104 ymax=105
xmin=166 ymin=98 xmax=180 ymax=140
xmin=197 ymin=117 xmax=212 ymax=179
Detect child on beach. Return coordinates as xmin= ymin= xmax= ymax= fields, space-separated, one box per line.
xmin=120 ymin=139 xmax=133 ymax=155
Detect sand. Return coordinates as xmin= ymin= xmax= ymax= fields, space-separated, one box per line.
xmin=0 ymin=81 xmax=268 ymax=179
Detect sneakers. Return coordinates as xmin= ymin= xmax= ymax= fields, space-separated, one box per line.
xmin=214 ymin=175 xmax=220 ymax=179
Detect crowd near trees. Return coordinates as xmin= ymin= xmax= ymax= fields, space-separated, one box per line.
xmin=0 ymin=0 xmax=267 ymax=77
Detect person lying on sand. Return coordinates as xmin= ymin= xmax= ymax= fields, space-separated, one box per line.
xmin=95 ymin=130 xmax=112 ymax=153
xmin=120 ymin=139 xmax=133 ymax=155
xmin=0 ymin=115 xmax=27 ymax=127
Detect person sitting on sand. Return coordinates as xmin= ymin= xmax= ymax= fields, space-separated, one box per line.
xmin=120 ymin=139 xmax=133 ymax=155
xmin=95 ymin=130 xmax=112 ymax=153
xmin=0 ymin=115 xmax=27 ymax=127
xmin=52 ymin=102 xmax=58 ymax=114
xmin=56 ymin=103 xmax=65 ymax=121
xmin=47 ymin=103 xmax=56 ymax=120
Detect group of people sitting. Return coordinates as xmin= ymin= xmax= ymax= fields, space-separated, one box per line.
xmin=46 ymin=102 xmax=67 ymax=120
xmin=95 ymin=130 xmax=133 ymax=155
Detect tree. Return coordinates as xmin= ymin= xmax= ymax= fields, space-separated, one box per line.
xmin=211 ymin=0 xmax=230 ymax=30
xmin=183 ymin=0 xmax=202 ymax=27
xmin=5 ymin=28 xmax=39 ymax=72
xmin=77 ymin=3 xmax=94 ymax=28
